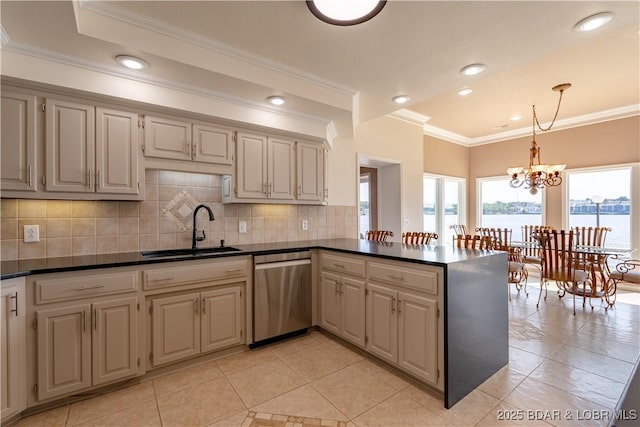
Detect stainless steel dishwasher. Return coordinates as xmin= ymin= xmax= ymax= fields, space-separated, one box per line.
xmin=253 ymin=251 xmax=312 ymax=344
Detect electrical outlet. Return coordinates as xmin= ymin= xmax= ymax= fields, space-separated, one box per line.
xmin=23 ymin=225 xmax=40 ymax=243
xmin=239 ymin=221 xmax=247 ymax=233
xmin=302 ymin=219 xmax=309 ymax=231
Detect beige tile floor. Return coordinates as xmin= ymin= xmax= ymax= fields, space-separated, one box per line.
xmin=12 ymin=280 xmax=640 ymax=427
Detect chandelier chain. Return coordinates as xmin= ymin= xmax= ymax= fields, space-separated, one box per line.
xmin=533 ymin=89 xmax=566 ymax=133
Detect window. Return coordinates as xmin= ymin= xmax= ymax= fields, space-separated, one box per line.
xmin=423 ymin=174 xmax=465 ymax=244
xmin=565 ymin=166 xmax=633 ymax=249
xmin=476 ymin=177 xmax=543 ymax=240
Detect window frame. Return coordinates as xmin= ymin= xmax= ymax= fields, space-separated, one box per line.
xmin=423 ymin=173 xmax=466 ymax=243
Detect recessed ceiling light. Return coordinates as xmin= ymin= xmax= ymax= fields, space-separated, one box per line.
xmin=457 ymin=88 xmax=473 ymax=96
xmin=307 ymin=0 xmax=386 ymax=26
xmin=459 ymin=63 xmax=486 ymax=76
xmin=510 ymin=114 xmax=522 ymax=121
xmin=267 ymin=96 xmax=287 ymax=106
xmin=115 ymin=55 xmax=149 ymax=70
xmin=392 ymin=95 xmax=410 ymax=104
xmin=574 ymin=12 xmax=614 ymax=32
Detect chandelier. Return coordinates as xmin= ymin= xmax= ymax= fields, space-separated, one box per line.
xmin=507 ymin=83 xmax=571 ymax=195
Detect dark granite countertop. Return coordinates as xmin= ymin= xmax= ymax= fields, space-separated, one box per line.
xmin=1 ymin=239 xmax=504 ymax=279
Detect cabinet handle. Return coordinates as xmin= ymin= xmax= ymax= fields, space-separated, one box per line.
xmin=333 ymin=263 xmax=345 ymax=269
xmin=88 ymin=169 xmax=93 ymax=189
xmin=27 ymin=164 xmax=32 ymax=187
xmin=263 ymin=183 xmax=267 ymax=194
xmin=82 ymin=311 xmax=86 ymax=332
xmin=388 ymin=274 xmax=404 ymax=282
xmin=195 ymin=298 xmax=199 ymax=315
xmin=93 ymin=308 xmax=97 ymax=330
xmin=225 ymin=268 xmax=244 ymax=274
xmin=9 ymin=293 xmax=18 ymax=316
xmin=297 ymin=184 xmax=302 ymax=197
xmin=96 ymin=170 xmax=101 ymax=190
xmin=192 ymin=142 xmax=197 ymax=158
xmin=391 ymin=297 xmax=396 ymax=314
xmin=202 ymin=297 xmax=206 ymax=314
xmin=398 ymin=300 xmax=402 ymax=313
xmin=268 ymin=183 xmax=273 ymax=196
xmin=74 ymin=285 xmax=105 ymax=291
xmin=324 ymin=188 xmax=328 ymax=199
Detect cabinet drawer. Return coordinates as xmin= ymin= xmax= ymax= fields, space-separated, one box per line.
xmin=144 ymin=259 xmax=247 ymax=290
xmin=368 ymin=262 xmax=439 ymax=295
xmin=35 ymin=271 xmax=138 ymax=304
xmin=321 ymin=253 xmax=365 ymax=277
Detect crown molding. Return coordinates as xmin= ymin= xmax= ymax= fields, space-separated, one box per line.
xmin=387 ymin=109 xmax=430 ymax=126
xmin=77 ymin=0 xmax=357 ymax=99
xmin=422 ymin=103 xmax=640 ymax=147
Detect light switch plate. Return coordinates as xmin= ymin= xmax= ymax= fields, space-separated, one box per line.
xmin=302 ymin=219 xmax=309 ymax=230
xmin=239 ymin=221 xmax=247 ymax=233
xmin=24 ymin=225 xmax=40 ymax=242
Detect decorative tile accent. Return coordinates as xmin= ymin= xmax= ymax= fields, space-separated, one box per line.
xmin=161 ymin=190 xmax=201 ymax=232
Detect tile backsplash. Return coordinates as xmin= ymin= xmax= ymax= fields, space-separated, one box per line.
xmin=0 ymin=170 xmax=358 ymax=260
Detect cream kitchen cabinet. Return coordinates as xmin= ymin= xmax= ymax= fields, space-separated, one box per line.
xmin=29 ymin=269 xmax=141 ymax=402
xmin=1 ymin=91 xmax=37 ymax=192
xmin=45 ymin=98 xmax=140 ymax=197
xmin=235 ymin=131 xmax=295 ymax=200
xmin=143 ymin=115 xmax=234 ymax=166
xmin=150 ymin=285 xmax=243 ymax=367
xmin=295 ymin=141 xmax=324 ymax=202
xmin=1 ymin=277 xmax=27 ymax=423
xmin=318 ymin=252 xmax=366 ymax=348
xmin=366 ymin=261 xmax=440 ymax=386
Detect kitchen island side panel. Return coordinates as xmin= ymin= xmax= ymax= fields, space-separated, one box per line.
xmin=444 ymin=252 xmax=509 ymax=408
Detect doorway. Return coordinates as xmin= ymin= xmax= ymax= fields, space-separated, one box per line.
xmin=359 ymin=167 xmax=378 ymax=237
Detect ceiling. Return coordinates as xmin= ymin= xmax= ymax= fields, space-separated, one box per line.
xmin=2 ymin=1 xmax=639 ymax=145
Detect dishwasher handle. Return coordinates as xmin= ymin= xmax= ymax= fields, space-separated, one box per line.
xmin=254 ymin=259 xmax=311 ymax=270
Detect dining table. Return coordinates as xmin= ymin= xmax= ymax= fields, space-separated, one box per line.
xmin=509 ymin=241 xmax=636 ymax=309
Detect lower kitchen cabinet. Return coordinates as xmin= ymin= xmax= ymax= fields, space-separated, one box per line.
xmin=36 ymin=296 xmax=138 ymax=401
xmin=319 ymin=272 xmax=365 ymax=348
xmin=150 ymin=285 xmax=244 ymax=367
xmin=366 ymin=283 xmax=438 ymax=385
xmin=1 ymin=278 xmax=27 ymax=422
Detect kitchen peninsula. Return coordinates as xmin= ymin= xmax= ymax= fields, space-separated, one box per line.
xmin=1 ymin=239 xmax=507 ymax=414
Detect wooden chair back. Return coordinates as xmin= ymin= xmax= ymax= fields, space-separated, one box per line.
xmin=365 ymin=230 xmax=394 ymax=242
xmin=475 ymin=227 xmax=512 ymax=250
xmin=540 ymin=229 xmax=578 ymax=282
xmin=402 ymin=231 xmax=439 ymax=245
xmin=572 ymin=226 xmax=611 ymax=248
xmin=453 ymin=234 xmax=492 ymax=250
xmin=449 ymin=224 xmax=468 ymax=236
xmin=521 ymin=225 xmax=553 ymax=258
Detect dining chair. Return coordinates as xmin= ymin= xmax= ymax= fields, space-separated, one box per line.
xmin=608 ymin=260 xmax=640 ymax=307
xmin=476 ymin=227 xmax=529 ymax=299
xmin=401 ymin=231 xmax=438 ymax=245
xmin=449 ymin=224 xmax=468 ymax=236
xmin=538 ymin=229 xmax=593 ymax=315
xmin=452 ymin=234 xmax=492 ymax=250
xmin=571 ymin=226 xmax=612 ymax=292
xmin=521 ymin=225 xmax=554 ymax=272
xmin=365 ymin=230 xmax=394 ymax=242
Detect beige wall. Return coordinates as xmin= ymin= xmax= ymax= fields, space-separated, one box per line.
xmin=422 ymin=116 xmax=639 ymax=245
xmin=0 ymin=170 xmax=358 ymax=260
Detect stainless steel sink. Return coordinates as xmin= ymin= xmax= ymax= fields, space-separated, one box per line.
xmin=141 ymin=246 xmax=241 ymax=258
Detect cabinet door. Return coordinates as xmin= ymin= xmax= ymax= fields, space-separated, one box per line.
xmin=193 ymin=124 xmax=233 ymax=165
xmin=365 ymin=283 xmax=397 ymax=364
xmin=144 ymin=115 xmax=191 ymax=161
xmin=201 ymin=286 xmax=243 ymax=353
xmin=267 ymin=137 xmax=295 ymax=200
xmin=236 ymin=131 xmax=267 ymax=199
xmin=1 ymin=279 xmax=26 ymax=421
xmin=319 ymin=272 xmax=341 ymax=335
xmin=1 ymin=91 xmax=37 ymax=191
xmin=296 ymin=142 xmax=322 ymax=201
xmin=96 ymin=108 xmax=139 ymax=195
xmin=45 ymin=98 xmax=95 ymax=193
xmin=151 ymin=293 xmax=200 ymax=367
xmin=398 ymin=292 xmax=438 ymax=385
xmin=37 ymin=304 xmax=91 ymax=400
xmin=92 ymin=297 xmax=138 ymax=385
xmin=340 ymin=276 xmax=365 ymax=348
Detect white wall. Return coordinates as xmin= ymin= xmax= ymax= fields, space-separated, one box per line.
xmin=378 ymin=164 xmax=402 ymax=241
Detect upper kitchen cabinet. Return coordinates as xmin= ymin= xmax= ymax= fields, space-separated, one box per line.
xmin=235 ymin=131 xmax=295 ymax=200
xmin=44 ymin=98 xmax=142 ymax=200
xmin=223 ymin=134 xmax=327 ymax=205
xmin=143 ymin=115 xmax=234 ymax=174
xmin=1 ymin=91 xmax=37 ymax=192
